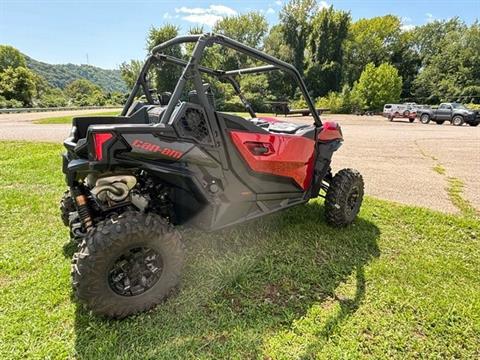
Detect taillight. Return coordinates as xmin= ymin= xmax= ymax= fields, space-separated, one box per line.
xmin=318 ymin=121 xmax=343 ymax=142
xmin=92 ymin=132 xmax=113 ymax=161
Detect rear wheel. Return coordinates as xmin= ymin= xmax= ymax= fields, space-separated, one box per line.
xmin=420 ymin=114 xmax=430 ymax=124
xmin=452 ymin=115 xmax=464 ymax=126
xmin=435 ymin=120 xmax=445 ymax=125
xmin=325 ymin=169 xmax=364 ymax=227
xmin=71 ymin=211 xmax=184 ymax=318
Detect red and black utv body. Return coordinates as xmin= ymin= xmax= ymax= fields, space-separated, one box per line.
xmin=61 ymin=33 xmax=364 ymax=318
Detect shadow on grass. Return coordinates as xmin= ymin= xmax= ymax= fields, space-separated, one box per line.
xmin=72 ymin=200 xmax=380 ymax=358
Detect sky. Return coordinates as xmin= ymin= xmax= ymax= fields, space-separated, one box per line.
xmin=0 ymin=0 xmax=478 ymax=69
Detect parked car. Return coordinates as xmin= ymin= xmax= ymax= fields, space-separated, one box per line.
xmin=383 ymin=103 xmax=416 ymax=122
xmin=418 ymin=103 xmax=480 ymax=126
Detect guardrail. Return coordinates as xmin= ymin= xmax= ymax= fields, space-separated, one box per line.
xmin=0 ymin=106 xmax=122 ymax=114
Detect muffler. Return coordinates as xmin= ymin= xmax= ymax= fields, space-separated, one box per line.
xmin=91 ymin=175 xmax=137 ymax=203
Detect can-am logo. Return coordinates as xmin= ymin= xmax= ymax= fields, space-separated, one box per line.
xmin=131 ymin=139 xmax=183 ymax=159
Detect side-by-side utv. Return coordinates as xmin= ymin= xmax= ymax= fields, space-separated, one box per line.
xmin=61 ymin=33 xmax=364 ymax=318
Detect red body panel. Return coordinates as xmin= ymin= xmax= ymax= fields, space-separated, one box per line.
xmin=318 ymin=121 xmax=343 ymax=142
xmin=229 ymin=131 xmax=315 ymax=190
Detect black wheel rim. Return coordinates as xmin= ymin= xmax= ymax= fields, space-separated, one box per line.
xmin=108 ymin=247 xmax=163 ymax=297
xmin=346 ymin=186 xmax=360 ymax=215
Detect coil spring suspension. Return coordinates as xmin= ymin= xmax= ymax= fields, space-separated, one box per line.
xmin=71 ymin=187 xmax=93 ymax=231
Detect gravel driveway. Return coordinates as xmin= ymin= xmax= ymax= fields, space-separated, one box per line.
xmin=1 ymin=110 xmax=478 ymax=213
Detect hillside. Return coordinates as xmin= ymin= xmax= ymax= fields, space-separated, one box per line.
xmin=24 ymin=55 xmax=127 ymax=93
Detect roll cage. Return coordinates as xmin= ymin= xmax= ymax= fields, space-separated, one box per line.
xmin=121 ymin=33 xmax=322 ymax=127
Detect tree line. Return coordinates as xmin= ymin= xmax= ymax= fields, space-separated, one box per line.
xmin=0 ymin=45 xmax=125 ymax=108
xmin=120 ymin=1 xmax=479 ymax=112
xmin=1 ymin=0 xmax=479 ymax=112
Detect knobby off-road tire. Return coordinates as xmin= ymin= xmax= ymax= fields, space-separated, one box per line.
xmin=325 ymin=168 xmax=364 ymax=227
xmin=60 ymin=190 xmax=75 ymax=226
xmin=72 ymin=211 xmax=184 ymax=319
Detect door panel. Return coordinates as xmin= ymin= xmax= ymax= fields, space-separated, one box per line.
xmin=437 ymin=105 xmax=452 ymax=120
xmin=229 ymin=131 xmax=315 ymax=190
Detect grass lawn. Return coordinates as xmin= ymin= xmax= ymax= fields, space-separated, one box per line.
xmin=34 ymin=110 xmax=120 ymax=124
xmin=0 ymin=141 xmax=479 ymax=359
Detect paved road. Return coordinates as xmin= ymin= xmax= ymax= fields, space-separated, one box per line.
xmin=0 ymin=108 xmax=122 ymax=141
xmin=1 ymin=111 xmax=478 ymax=213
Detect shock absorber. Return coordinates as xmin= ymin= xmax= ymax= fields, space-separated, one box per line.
xmin=71 ymin=186 xmax=93 ymax=231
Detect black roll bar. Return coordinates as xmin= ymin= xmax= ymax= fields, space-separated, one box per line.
xmin=122 ymin=33 xmax=322 ymax=126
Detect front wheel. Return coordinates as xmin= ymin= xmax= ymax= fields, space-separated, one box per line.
xmin=420 ymin=114 xmax=430 ymax=124
xmin=324 ymin=169 xmax=364 ymax=227
xmin=71 ymin=211 xmax=184 ymax=318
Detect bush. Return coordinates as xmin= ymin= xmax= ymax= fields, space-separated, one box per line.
xmin=315 ymin=85 xmax=363 ymax=114
xmin=289 ymin=97 xmax=308 ymax=109
xmin=353 ymin=62 xmax=402 ymax=111
xmin=466 ymin=103 xmax=480 ymax=110
xmin=0 ymin=95 xmax=23 ymax=108
xmin=36 ymin=88 xmax=67 ymax=108
xmin=0 ymin=66 xmax=37 ymax=106
xmin=220 ymin=99 xmax=246 ymax=112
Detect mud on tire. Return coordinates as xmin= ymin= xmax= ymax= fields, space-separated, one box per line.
xmin=325 ymin=168 xmax=364 ymax=227
xmin=71 ymin=211 xmax=184 ymax=319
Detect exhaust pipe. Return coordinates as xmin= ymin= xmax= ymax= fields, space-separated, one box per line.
xmin=91 ymin=175 xmax=137 ymax=203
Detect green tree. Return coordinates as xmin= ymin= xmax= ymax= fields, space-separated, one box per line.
xmin=0 ymin=45 xmax=27 ymax=72
xmin=213 ymin=12 xmax=268 ymax=48
xmin=353 ymin=63 xmax=402 ymax=110
xmin=37 ymin=87 xmax=67 ymax=107
xmin=343 ymin=15 xmax=402 ymax=84
xmin=64 ymin=78 xmax=105 ymax=106
xmin=0 ymin=66 xmax=37 ymax=106
xmin=279 ymin=0 xmax=317 ymax=75
xmin=146 ymin=24 xmax=181 ymax=93
xmin=212 ymin=12 xmax=268 ymax=71
xmin=413 ymin=21 xmax=479 ymax=104
xmin=309 ymin=7 xmax=350 ymax=65
xmin=264 ymin=25 xmax=293 ymax=62
xmin=119 ymin=60 xmax=144 ymax=89
xmin=412 ymin=18 xmax=465 ymax=64
xmin=264 ymin=25 xmax=295 ymax=100
xmin=389 ymin=31 xmax=421 ymax=99
xmin=306 ymin=7 xmax=351 ymax=97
